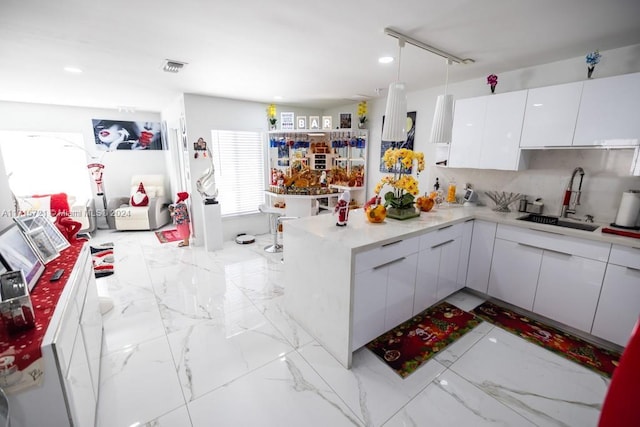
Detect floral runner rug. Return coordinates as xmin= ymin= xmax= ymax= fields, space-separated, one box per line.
xmin=471 ymin=301 xmax=621 ymax=377
xmin=155 ymin=229 xmax=181 ymax=244
xmin=366 ymin=301 xmax=482 ymax=378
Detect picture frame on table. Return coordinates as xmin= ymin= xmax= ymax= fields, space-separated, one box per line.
xmin=14 ymin=214 xmax=70 ymax=252
xmin=26 ymin=227 xmax=60 ymax=264
xmin=0 ymin=224 xmax=45 ymax=292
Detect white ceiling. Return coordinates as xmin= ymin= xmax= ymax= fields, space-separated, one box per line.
xmin=1 ymin=0 xmax=639 ymax=113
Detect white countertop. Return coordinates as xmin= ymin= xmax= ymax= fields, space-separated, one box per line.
xmin=285 ymin=205 xmax=640 ymax=251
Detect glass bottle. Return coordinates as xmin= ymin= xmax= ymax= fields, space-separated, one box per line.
xmin=446 ymin=178 xmax=457 ymax=204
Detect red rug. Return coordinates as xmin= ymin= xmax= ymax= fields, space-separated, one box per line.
xmin=155 ymin=229 xmax=181 ymax=243
xmin=366 ymin=301 xmax=482 ymax=378
xmin=471 ymin=301 xmax=621 ymax=377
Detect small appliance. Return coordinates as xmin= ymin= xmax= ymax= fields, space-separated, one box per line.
xmin=612 ymin=190 xmax=640 ymax=229
xmin=462 ymin=184 xmax=478 ymax=206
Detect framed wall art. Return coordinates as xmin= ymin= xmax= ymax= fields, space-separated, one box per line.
xmin=26 ymin=227 xmax=59 ymax=264
xmin=339 ymin=113 xmax=352 ymax=129
xmin=0 ymin=224 xmax=45 ymax=291
xmin=92 ymin=119 xmax=165 ymax=150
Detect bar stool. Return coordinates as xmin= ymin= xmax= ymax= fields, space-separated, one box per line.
xmin=259 ymin=203 xmax=283 ymax=253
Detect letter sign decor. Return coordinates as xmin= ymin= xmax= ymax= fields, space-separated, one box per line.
xmin=297 ymin=116 xmax=307 ymax=129
xmin=322 ymin=116 xmax=333 ymax=130
xmin=309 ymin=116 xmax=320 ymax=130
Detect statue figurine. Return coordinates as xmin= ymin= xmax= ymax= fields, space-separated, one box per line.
xmin=196 ymin=147 xmax=218 ymax=204
xmin=334 ymin=190 xmax=351 ymax=227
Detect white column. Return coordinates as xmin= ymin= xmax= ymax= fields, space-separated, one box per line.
xmin=201 ymin=202 xmax=223 ymax=251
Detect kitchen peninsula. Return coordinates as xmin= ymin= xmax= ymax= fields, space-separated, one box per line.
xmin=283 ymin=207 xmax=640 ymax=368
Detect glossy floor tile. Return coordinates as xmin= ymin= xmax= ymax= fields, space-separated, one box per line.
xmin=94 ymin=228 xmax=611 ymax=426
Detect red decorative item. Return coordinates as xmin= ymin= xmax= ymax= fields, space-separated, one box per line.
xmin=130 ymin=182 xmax=149 ymax=207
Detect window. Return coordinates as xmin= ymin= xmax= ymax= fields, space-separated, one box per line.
xmin=0 ymin=131 xmax=92 ymax=201
xmin=211 ymin=130 xmax=265 ymax=216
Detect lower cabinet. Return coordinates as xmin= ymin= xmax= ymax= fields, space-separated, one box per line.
xmin=592 ymin=245 xmax=640 ymax=347
xmin=533 ymin=252 xmax=606 ymax=332
xmin=488 ymin=238 xmax=542 ymax=310
xmin=414 ymin=223 xmax=466 ymax=315
xmin=466 ymin=220 xmax=497 ymax=293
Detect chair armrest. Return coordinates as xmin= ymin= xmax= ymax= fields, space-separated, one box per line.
xmin=148 ymin=197 xmax=171 ymax=230
xmin=107 ymin=197 xmax=130 ymax=229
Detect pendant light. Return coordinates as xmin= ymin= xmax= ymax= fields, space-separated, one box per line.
xmin=430 ymin=59 xmax=454 ymax=144
xmin=381 ymin=37 xmax=408 ymax=143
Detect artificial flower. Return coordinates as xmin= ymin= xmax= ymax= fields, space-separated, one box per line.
xmin=375 ymin=148 xmax=425 ymax=209
xmin=357 ymin=101 xmax=368 ymax=124
xmin=267 ymin=104 xmax=277 ymax=125
xmin=486 ymin=74 xmax=498 ymax=86
xmin=586 ymin=51 xmax=601 ymax=66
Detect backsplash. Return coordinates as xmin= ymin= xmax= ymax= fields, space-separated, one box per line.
xmin=431 ymin=148 xmax=640 ymax=224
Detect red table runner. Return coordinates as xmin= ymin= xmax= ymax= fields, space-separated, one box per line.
xmin=0 ymin=240 xmax=84 ymax=393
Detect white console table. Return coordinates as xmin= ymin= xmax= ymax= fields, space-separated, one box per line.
xmin=6 ymin=243 xmax=103 ymax=427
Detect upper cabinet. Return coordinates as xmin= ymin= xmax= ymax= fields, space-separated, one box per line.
xmin=520 ymin=81 xmax=583 ymax=147
xmin=573 ymin=72 xmax=640 ymax=146
xmin=449 ymin=90 xmax=527 ymax=171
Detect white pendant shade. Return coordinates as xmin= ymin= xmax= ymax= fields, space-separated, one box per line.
xmin=429 ymin=94 xmax=454 ymax=143
xmin=381 ymin=81 xmax=407 ymax=142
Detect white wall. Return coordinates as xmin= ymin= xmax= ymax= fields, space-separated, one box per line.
xmin=360 ymin=44 xmax=640 ymax=224
xmin=0 ymin=101 xmax=168 ymax=224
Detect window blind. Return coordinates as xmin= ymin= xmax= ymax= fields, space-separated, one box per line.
xmin=211 ymin=130 xmax=265 ymax=216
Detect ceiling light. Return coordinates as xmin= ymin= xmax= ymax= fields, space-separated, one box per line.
xmin=162 ymin=59 xmax=187 ymax=73
xmin=382 ymin=38 xmax=407 ymax=143
xmin=378 ymin=56 xmax=394 ymax=64
xmin=274 ymin=95 xmax=283 ymax=100
xmin=64 ymin=66 xmax=83 ymax=73
xmin=384 ymin=28 xmax=474 ymax=64
xmin=430 ymin=59 xmax=454 ymax=144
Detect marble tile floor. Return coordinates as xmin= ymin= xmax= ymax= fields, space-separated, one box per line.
xmin=91 ymin=228 xmax=610 ymax=427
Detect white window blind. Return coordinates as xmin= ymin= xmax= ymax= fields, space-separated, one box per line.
xmin=211 ymin=130 xmax=265 ymax=216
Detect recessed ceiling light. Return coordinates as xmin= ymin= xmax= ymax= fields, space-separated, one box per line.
xmin=378 ymin=56 xmax=394 ymax=64
xmin=64 ymin=66 xmax=83 ymax=73
xmin=274 ymin=96 xmax=283 ymax=100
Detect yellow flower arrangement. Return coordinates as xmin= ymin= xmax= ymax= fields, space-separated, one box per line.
xmin=357 ymin=101 xmax=368 ymax=124
xmin=267 ymin=104 xmax=277 ymax=126
xmin=375 ymin=147 xmax=425 ymax=210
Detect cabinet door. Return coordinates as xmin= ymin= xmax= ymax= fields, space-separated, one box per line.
xmin=479 ymin=90 xmax=528 ymax=170
xmin=457 ymin=220 xmax=474 ymax=289
xmin=534 ymin=252 xmax=606 ymax=332
xmin=466 ymin=220 xmax=497 ymax=293
xmin=436 ymin=238 xmax=463 ymax=301
xmin=488 ymin=238 xmax=542 ymax=310
xmin=449 ymin=96 xmax=487 ymax=168
xmin=414 ymin=246 xmax=441 ymax=315
xmin=574 ymin=72 xmax=640 ymax=146
xmin=385 ymin=253 xmax=418 ymax=330
xmin=520 ymin=82 xmax=583 ymax=147
xmin=81 ymin=275 xmax=103 ymax=398
xmin=65 ymin=331 xmax=96 ymax=427
xmin=592 ymin=264 xmax=640 ymax=347
xmin=352 ymin=268 xmax=388 ymax=350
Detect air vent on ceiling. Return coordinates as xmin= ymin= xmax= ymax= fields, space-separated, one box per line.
xmin=163 ymin=60 xmax=187 ymax=73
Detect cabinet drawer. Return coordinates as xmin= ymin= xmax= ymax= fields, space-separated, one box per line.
xmin=609 ymin=244 xmax=640 ymax=270
xmin=419 ymin=223 xmax=463 ymax=250
xmin=355 ymin=236 xmax=419 ymax=273
xmin=496 ymin=224 xmax=610 ymax=261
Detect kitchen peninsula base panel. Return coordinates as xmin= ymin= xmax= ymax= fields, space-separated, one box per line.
xmin=283 ymin=225 xmax=354 ymax=368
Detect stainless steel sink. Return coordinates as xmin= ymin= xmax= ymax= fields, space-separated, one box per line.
xmin=517 ymin=214 xmax=599 ymax=232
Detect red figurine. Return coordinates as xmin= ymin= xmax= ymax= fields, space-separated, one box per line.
xmin=334 ymin=190 xmax=351 ymax=227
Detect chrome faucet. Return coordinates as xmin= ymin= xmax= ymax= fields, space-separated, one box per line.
xmin=560 ymin=167 xmax=585 ymax=218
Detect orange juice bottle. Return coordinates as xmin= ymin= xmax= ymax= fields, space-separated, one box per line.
xmin=446 ymin=178 xmax=457 ymax=203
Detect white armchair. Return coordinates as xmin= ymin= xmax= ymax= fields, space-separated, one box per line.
xmin=107 ymin=175 xmax=171 ymax=230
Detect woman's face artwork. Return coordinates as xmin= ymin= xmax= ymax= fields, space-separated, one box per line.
xmin=98 ymin=124 xmax=128 ymax=145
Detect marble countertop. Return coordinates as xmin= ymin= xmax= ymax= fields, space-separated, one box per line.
xmin=285 ymin=205 xmax=640 ymax=252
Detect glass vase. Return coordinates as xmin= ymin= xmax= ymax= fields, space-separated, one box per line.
xmin=386 ymin=207 xmax=420 ymax=220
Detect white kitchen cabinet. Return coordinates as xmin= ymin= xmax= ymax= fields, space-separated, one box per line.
xmin=488 ymin=238 xmax=542 ymax=310
xmin=520 ymin=81 xmax=583 ymax=147
xmin=573 ymin=72 xmax=640 ymax=146
xmin=449 ymin=96 xmax=487 ymax=168
xmin=414 ymin=223 xmax=464 ymax=314
xmin=352 ymin=236 xmax=420 ymax=351
xmin=534 ymin=252 xmax=606 ymax=332
xmin=465 ymin=220 xmax=497 ymax=293
xmin=479 ymin=90 xmax=528 ymax=170
xmin=64 ymin=329 xmax=95 ymax=427
xmin=592 ymin=245 xmax=640 ymax=347
xmin=449 ymin=90 xmax=528 ymax=171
